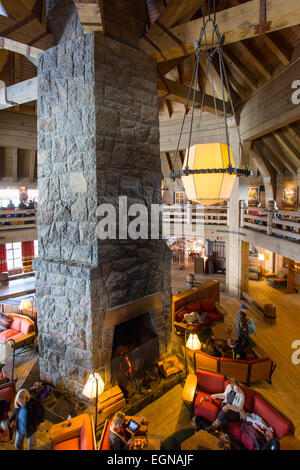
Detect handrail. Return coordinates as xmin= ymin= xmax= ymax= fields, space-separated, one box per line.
xmin=240 ymin=202 xmax=300 ymax=242
xmin=0 ymin=208 xmax=37 ymax=231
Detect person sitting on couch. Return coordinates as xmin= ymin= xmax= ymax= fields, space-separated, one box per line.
xmin=227 ymin=338 xmax=247 ymax=360
xmin=202 ymin=337 xmax=223 ymax=358
xmin=109 ymin=411 xmax=133 ymax=451
xmin=241 ymin=413 xmax=280 ymax=450
xmin=184 ymin=311 xmax=208 ymax=325
xmin=206 ymin=379 xmax=245 ymax=432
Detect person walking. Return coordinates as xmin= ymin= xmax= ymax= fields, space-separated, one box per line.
xmin=9 ymin=389 xmax=45 ymax=450
xmin=234 ymin=304 xmax=248 ymax=338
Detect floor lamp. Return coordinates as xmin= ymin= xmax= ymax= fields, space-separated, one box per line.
xmin=82 ymin=373 xmax=105 ymax=434
xmin=185 ymin=332 xmax=201 ymax=377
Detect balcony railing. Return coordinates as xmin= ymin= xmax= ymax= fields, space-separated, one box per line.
xmin=162 ymin=204 xmax=229 ymax=237
xmin=0 ymin=209 xmax=37 ymax=231
xmin=240 ymin=202 xmax=300 ymax=242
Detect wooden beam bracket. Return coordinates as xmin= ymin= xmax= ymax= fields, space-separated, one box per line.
xmin=155 ymin=19 xmax=188 ymax=56
xmin=254 ymin=0 xmax=271 ymax=35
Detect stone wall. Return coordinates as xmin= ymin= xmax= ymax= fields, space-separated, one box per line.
xmin=36 ymin=32 xmax=171 ymax=397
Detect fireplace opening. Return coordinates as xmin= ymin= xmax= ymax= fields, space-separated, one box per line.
xmin=110 ymin=312 xmax=160 ymax=394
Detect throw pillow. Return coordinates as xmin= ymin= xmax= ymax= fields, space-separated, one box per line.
xmin=0 ymin=313 xmax=12 ymax=332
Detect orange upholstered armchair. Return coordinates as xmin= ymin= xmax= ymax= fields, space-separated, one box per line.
xmin=49 ymin=414 xmax=96 ymax=450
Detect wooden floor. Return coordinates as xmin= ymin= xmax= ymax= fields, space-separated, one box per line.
xmin=1 ymin=268 xmax=299 ymax=450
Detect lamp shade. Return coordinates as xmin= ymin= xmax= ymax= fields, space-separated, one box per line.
xmin=258 ymin=253 xmax=265 ymax=261
xmin=82 ymin=373 xmax=105 ymax=399
xmin=181 ymin=143 xmax=237 ymax=205
xmin=186 ymin=333 xmax=201 ymax=351
xmin=19 ymin=298 xmax=32 ymax=310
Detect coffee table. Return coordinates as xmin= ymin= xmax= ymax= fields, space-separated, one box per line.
xmin=181 ymin=430 xmax=229 ymax=450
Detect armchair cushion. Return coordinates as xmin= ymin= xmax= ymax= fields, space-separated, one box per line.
xmin=54 ymin=437 xmax=80 ymax=451
xmin=197 ymin=369 xmax=225 ymax=394
xmin=0 ymin=313 xmax=12 ymax=331
xmin=193 ymin=391 xmax=219 ymax=422
xmin=99 ymin=420 xmax=112 ymax=450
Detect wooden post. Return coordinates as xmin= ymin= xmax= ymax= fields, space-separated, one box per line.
xmin=287 ymin=259 xmax=295 ymax=294
xmin=240 ymin=200 xmax=245 ymax=228
xmin=267 ymin=200 xmax=274 ymax=235
xmin=240 ymin=241 xmax=250 ymax=294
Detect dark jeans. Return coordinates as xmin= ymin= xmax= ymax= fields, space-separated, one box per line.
xmin=217 ymin=409 xmax=240 ymax=429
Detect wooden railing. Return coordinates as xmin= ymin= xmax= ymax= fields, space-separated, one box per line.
xmin=0 ymin=209 xmax=37 ymax=231
xmin=162 ymin=204 xmax=229 ymax=237
xmin=240 ymin=202 xmax=300 ymax=242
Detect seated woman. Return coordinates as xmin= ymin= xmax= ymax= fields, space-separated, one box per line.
xmin=109 ymin=411 xmax=133 ymax=451
xmin=201 ymin=337 xmax=223 ymax=358
xmin=206 ymin=379 xmax=245 ymax=432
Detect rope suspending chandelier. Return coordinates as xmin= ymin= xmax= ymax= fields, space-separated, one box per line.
xmin=168 ymin=0 xmax=252 ymax=205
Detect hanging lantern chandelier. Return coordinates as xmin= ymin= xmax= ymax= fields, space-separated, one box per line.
xmin=168 ymin=0 xmax=252 ymax=205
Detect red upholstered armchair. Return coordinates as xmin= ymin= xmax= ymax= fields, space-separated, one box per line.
xmin=49 ymin=414 xmax=96 ymax=450
xmin=182 ymin=369 xmax=294 ymax=450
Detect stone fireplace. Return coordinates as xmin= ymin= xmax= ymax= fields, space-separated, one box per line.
xmin=35 ymin=27 xmax=172 ymax=397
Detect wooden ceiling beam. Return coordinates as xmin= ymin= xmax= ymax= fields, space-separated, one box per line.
xmin=139 ymin=0 xmax=300 ymax=63
xmin=285 ymin=124 xmax=300 ymax=147
xmin=162 ymin=99 xmax=173 ymax=119
xmin=261 ymin=135 xmax=297 ymax=174
xmin=199 ymin=55 xmax=229 ymax=101
xmin=255 ymin=139 xmax=285 ymax=175
xmin=240 ymin=59 xmax=300 ymax=141
xmin=73 ymin=1 xmax=105 ymax=34
xmin=157 ymin=75 xmax=227 ymax=114
xmin=0 ymin=36 xmax=43 ymax=60
xmin=0 ymin=49 xmax=9 ymax=73
xmin=157 ymin=56 xmax=190 ymax=77
xmin=237 ymin=41 xmax=272 ymax=80
xmin=0 ymin=9 xmax=53 ymax=50
xmin=0 ymin=77 xmax=37 ymax=110
xmin=222 ymin=48 xmax=257 ymax=91
xmin=261 ymin=33 xmax=291 ymax=67
xmin=273 ymin=130 xmax=300 ymax=168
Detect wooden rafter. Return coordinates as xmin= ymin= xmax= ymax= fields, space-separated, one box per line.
xmin=261 ymin=33 xmax=291 ymax=67
xmin=0 ymin=77 xmax=37 ymax=110
xmin=157 ymin=75 xmax=227 ymax=114
xmin=139 ymin=0 xmax=300 ymax=63
xmin=0 ymin=36 xmax=43 ymax=60
xmin=73 ymin=0 xmax=104 ymax=34
xmin=0 ymin=49 xmax=9 ymax=73
xmin=251 ymin=142 xmax=276 ymax=198
xmin=240 ymin=59 xmax=300 ymax=141
xmin=162 ymin=99 xmax=173 ymax=119
xmin=222 ymin=47 xmax=257 ymax=91
xmin=273 ymin=130 xmax=300 ymax=168
xmin=0 ymin=5 xmax=53 ymax=50
xmin=157 ymin=56 xmax=189 ymax=77
xmin=255 ymin=139 xmax=285 ymax=175
xmin=261 ymin=135 xmax=297 ymax=174
xmin=199 ymin=54 xmax=229 ymax=101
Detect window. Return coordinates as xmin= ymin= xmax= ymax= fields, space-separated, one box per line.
xmin=175 ymin=192 xmax=184 ymax=205
xmin=0 ymin=189 xmax=19 ymax=208
xmin=34 ymin=240 xmax=38 ymax=257
xmin=6 ymin=243 xmax=22 ymax=270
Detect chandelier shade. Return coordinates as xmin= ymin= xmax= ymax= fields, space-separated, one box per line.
xmin=181 ymin=143 xmax=237 ymax=205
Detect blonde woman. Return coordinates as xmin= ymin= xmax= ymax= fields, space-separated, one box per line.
xmin=9 ymin=389 xmax=45 ymax=450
